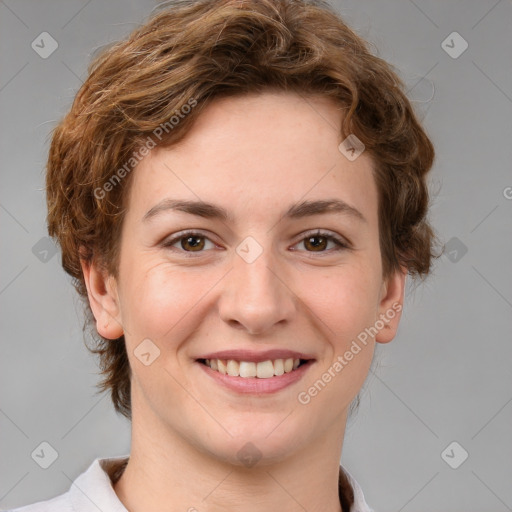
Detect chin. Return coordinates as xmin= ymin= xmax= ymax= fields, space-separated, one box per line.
xmin=195 ymin=420 xmax=311 ymax=468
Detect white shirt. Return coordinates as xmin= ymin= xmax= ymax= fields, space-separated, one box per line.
xmin=6 ymin=455 xmax=374 ymax=512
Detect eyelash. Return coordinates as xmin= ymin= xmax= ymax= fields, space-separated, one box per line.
xmin=162 ymin=229 xmax=351 ymax=257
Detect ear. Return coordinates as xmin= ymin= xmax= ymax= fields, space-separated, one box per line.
xmin=80 ymin=256 xmax=124 ymax=340
xmin=374 ymin=266 xmax=407 ymax=344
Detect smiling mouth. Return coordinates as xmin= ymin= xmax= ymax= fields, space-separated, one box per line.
xmin=197 ymin=358 xmax=311 ymax=379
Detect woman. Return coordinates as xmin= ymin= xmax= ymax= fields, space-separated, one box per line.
xmin=11 ymin=0 xmax=438 ymax=510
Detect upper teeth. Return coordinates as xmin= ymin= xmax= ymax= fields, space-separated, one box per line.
xmin=205 ymin=358 xmax=301 ymax=378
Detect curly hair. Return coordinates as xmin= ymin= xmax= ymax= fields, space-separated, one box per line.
xmin=46 ymin=0 xmax=439 ymax=419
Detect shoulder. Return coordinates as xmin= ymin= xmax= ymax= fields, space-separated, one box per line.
xmin=3 ymin=455 xmax=129 ymax=512
xmin=4 ymin=491 xmax=72 ymax=512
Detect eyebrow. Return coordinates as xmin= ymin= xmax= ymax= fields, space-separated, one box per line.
xmin=142 ymin=198 xmax=367 ymax=224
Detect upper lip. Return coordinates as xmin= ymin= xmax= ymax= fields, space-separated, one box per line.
xmin=196 ymin=349 xmax=316 ymax=363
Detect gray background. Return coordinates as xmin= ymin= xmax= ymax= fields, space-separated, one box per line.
xmin=1 ymin=0 xmax=511 ymax=510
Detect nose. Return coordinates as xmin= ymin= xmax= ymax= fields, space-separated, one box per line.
xmin=217 ymin=243 xmax=296 ymax=335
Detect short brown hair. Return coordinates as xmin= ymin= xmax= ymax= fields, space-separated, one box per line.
xmin=46 ymin=0 xmax=439 ymax=419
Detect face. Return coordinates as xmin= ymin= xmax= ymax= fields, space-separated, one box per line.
xmin=86 ymin=91 xmax=405 ymax=465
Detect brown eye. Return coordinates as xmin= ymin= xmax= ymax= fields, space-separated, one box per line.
xmin=163 ymin=231 xmax=216 ymax=254
xmin=294 ymin=230 xmax=350 ymax=254
xmin=180 ymin=235 xmax=205 ymax=251
xmin=304 ymin=235 xmax=328 ymax=252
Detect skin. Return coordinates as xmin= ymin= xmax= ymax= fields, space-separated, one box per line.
xmin=82 ymin=91 xmax=406 ymax=512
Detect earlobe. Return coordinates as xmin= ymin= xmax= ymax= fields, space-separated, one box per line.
xmin=375 ymin=267 xmax=407 ymax=344
xmin=80 ymin=256 xmax=124 ymax=340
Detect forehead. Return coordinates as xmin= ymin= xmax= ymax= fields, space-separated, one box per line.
xmin=127 ymin=91 xmax=378 ymax=228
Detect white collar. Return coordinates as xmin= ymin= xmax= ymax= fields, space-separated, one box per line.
xmin=66 ymin=455 xmax=374 ymax=512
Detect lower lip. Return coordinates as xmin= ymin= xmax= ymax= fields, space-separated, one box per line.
xmin=196 ymin=360 xmax=315 ymax=394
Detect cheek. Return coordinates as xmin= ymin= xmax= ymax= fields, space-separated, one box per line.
xmin=299 ymin=267 xmax=379 ymax=410
xmin=118 ymin=258 xmax=220 ymax=341
xmin=301 ymin=260 xmax=381 ymax=343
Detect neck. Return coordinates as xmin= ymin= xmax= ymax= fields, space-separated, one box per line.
xmin=113 ymin=392 xmax=349 ymax=512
